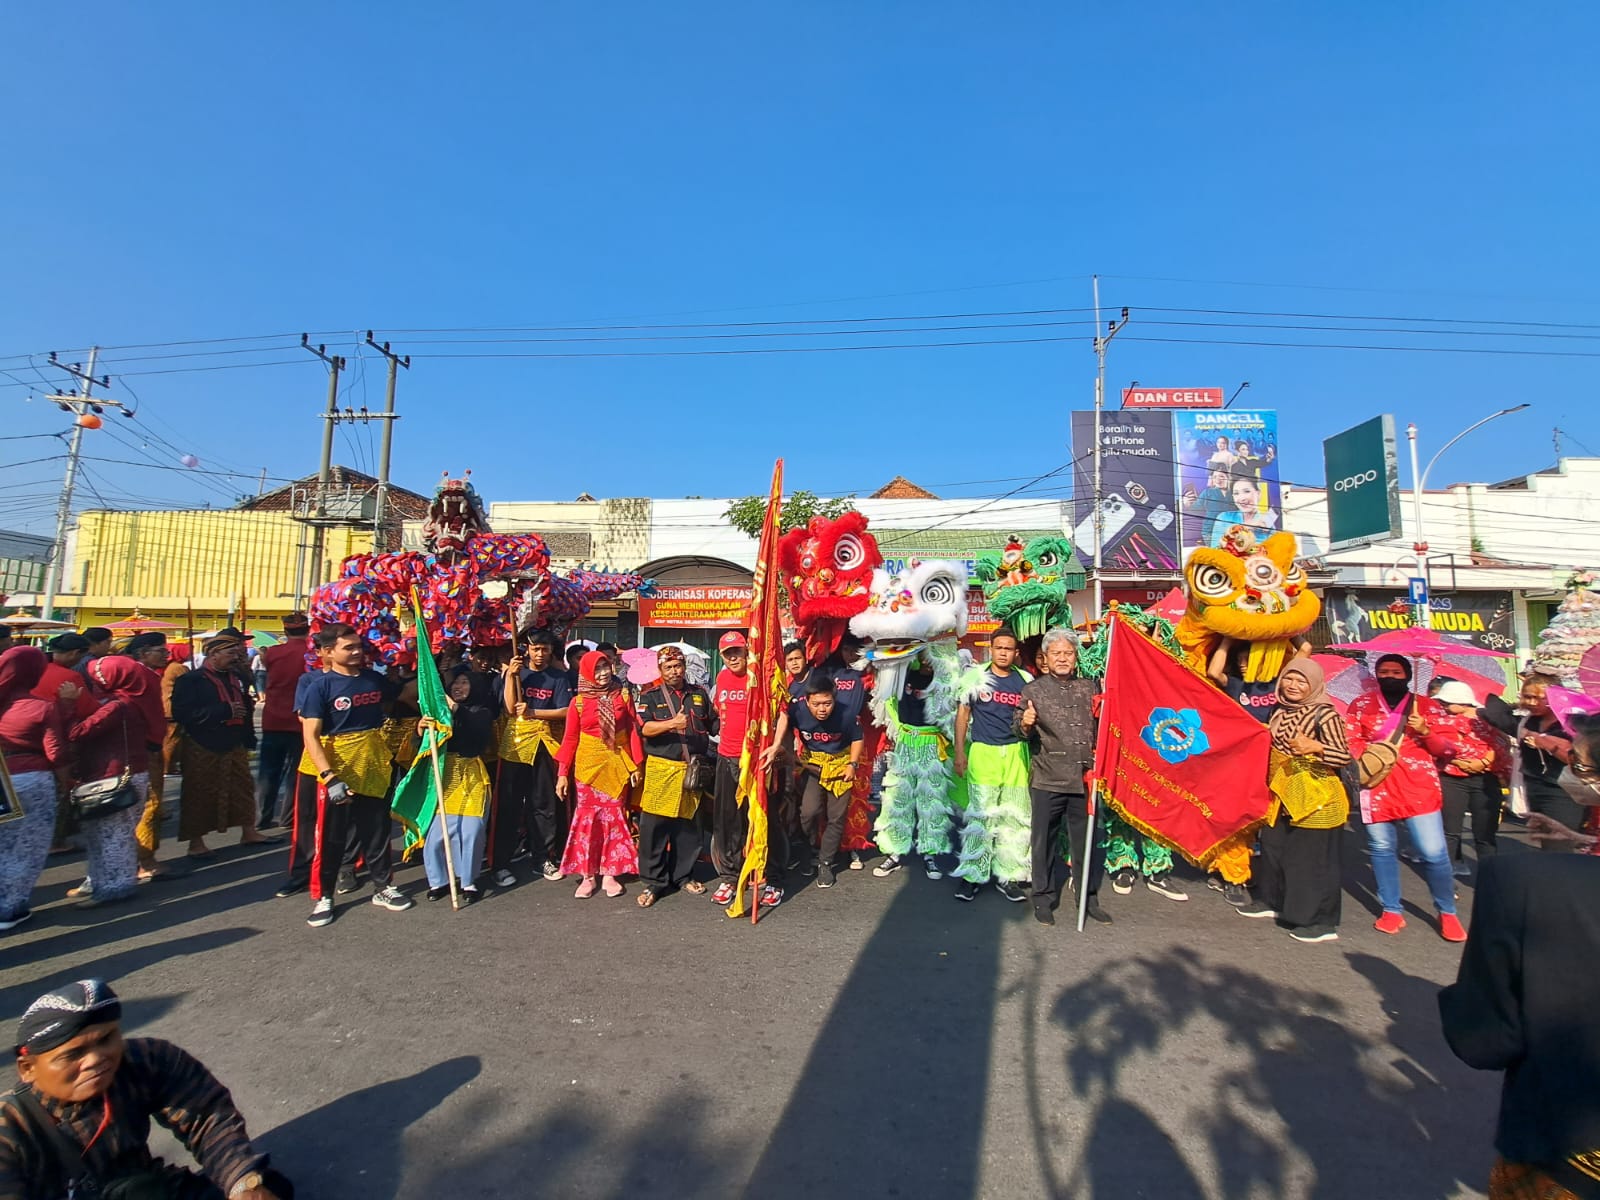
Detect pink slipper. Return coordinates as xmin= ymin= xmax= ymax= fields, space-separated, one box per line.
xmin=573 ymin=878 xmax=597 ymax=899
xmin=602 ymin=878 xmax=624 ymax=898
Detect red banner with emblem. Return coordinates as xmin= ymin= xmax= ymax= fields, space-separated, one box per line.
xmin=1093 ymin=614 xmax=1272 ymax=866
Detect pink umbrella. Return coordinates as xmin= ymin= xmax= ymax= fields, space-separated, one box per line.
xmin=1323 ymin=655 xmax=1512 ymax=708
xmin=1548 ymin=685 xmax=1600 ymax=735
xmin=621 ymin=646 xmax=662 ymax=687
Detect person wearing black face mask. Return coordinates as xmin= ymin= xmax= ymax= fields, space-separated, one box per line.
xmin=1344 ymin=654 xmax=1465 ymax=941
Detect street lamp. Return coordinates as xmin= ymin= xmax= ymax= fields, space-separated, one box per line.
xmin=1405 ymin=403 xmax=1530 ymax=624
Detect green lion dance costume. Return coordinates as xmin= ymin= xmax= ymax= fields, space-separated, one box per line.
xmin=849 ymin=559 xmax=970 ymax=863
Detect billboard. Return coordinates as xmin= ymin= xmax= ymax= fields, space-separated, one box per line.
xmin=1071 ymin=410 xmax=1181 ymax=571
xmin=1323 ymin=415 xmax=1403 ymax=550
xmin=1121 ymin=387 xmax=1225 ymax=409
xmin=1324 ymin=587 xmax=1516 ymax=655
xmin=1173 ymin=410 xmax=1281 ymax=555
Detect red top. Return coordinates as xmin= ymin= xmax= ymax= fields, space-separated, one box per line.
xmin=555 ymin=691 xmax=644 ymax=771
xmin=713 ymin=668 xmax=751 ymax=759
xmin=70 ymin=697 xmax=150 ymax=780
xmin=1345 ymin=690 xmax=1445 ymax=822
xmin=32 ymin=663 xmax=97 ymax=721
xmin=258 ymin=641 xmax=309 ymax=733
xmin=0 ymin=695 xmax=68 ymax=775
xmin=1426 ymin=710 xmax=1511 ymax=780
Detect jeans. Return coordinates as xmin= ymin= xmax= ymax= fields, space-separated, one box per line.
xmin=256 ymin=730 xmax=301 ymax=826
xmin=1364 ymin=811 xmax=1456 ymax=916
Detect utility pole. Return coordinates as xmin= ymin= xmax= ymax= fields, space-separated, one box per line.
xmin=42 ymin=348 xmax=125 ymax=618
xmin=1091 ymin=276 xmax=1130 ymax=615
xmin=364 ymin=331 xmax=409 ymax=551
xmin=300 ymin=335 xmax=345 ymax=598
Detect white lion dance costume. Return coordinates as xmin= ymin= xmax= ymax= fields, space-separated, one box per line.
xmin=849 ymin=559 xmax=970 ymax=863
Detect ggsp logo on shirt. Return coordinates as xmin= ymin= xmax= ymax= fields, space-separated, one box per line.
xmin=719 ymin=689 xmax=747 ymax=706
xmin=1237 ymin=693 xmax=1276 ymax=710
xmin=990 ymin=690 xmax=1024 ymax=708
xmin=332 ymin=691 xmax=383 ymax=713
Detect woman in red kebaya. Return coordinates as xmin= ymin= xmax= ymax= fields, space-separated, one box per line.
xmin=555 ymin=651 xmax=642 ymax=898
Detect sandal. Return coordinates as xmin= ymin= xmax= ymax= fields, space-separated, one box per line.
xmin=682 ymin=880 xmax=707 ymax=895
xmin=637 ymin=889 xmax=658 ymax=909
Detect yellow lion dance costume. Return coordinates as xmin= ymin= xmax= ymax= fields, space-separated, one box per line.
xmin=1175 ymin=526 xmax=1322 ymax=886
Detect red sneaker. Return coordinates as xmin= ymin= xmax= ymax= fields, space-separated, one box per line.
xmin=1374 ymin=911 xmax=1406 ymax=935
xmin=710 ymin=881 xmax=736 ymax=906
xmin=1439 ymin=913 xmax=1467 ymax=943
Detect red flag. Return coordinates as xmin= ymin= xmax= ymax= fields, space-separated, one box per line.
xmin=729 ymin=459 xmax=784 ymax=920
xmin=1093 ymin=614 xmax=1271 ymax=867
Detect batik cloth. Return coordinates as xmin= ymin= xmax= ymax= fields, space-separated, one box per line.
xmin=177 ymin=743 xmax=255 ymax=839
xmin=298 ymin=728 xmax=393 ymax=798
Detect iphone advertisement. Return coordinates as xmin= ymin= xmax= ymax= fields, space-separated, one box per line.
xmin=1070 ymin=409 xmax=1181 ymax=571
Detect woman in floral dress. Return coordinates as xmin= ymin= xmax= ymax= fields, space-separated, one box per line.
xmin=555 ymin=651 xmax=642 ymax=898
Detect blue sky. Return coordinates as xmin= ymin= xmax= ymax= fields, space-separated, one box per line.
xmin=3 ymin=2 xmax=1597 ymax=538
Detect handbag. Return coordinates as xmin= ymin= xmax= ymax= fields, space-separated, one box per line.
xmin=664 ymin=686 xmax=717 ymax=792
xmin=1338 ymin=697 xmax=1409 ymax=796
xmin=69 ymin=715 xmax=140 ymax=823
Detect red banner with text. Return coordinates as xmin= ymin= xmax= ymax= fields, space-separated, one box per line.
xmin=1094 ymin=616 xmax=1272 ymax=866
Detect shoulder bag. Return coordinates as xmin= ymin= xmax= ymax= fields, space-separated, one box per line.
xmin=1339 ymin=696 xmax=1409 ymax=795
xmin=70 ymin=713 xmax=141 ymax=823
xmin=664 ymin=686 xmax=717 ymax=793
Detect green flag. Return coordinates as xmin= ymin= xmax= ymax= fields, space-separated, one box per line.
xmin=390 ymin=593 xmax=454 ymax=859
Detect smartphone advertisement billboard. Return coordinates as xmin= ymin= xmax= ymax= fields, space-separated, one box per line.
xmin=1172 ymin=410 xmax=1281 ymax=554
xmin=1070 ymin=410 xmax=1181 ymax=572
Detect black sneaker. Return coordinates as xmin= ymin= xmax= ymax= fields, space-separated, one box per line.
xmin=1289 ymin=924 xmax=1339 ymax=943
xmin=274 ymin=881 xmax=306 ymax=899
xmin=1221 ymin=882 xmax=1250 ymax=908
xmin=1111 ymin=869 xmax=1137 ymax=895
xmin=1083 ymin=896 xmax=1113 ymax=924
xmin=1033 ymin=905 xmax=1056 ymax=926
xmin=872 ymin=855 xmax=904 ymax=878
xmin=995 ymin=881 xmax=1027 ymax=903
xmin=1145 ymin=873 xmax=1189 ymax=902
xmin=799 ymin=858 xmax=818 ymax=878
xmin=335 ymin=869 xmax=360 ymax=895
xmin=816 ymin=864 xmax=836 ymax=889
xmin=954 ymin=880 xmax=981 ymax=902
xmin=1237 ymin=900 xmax=1279 ymax=919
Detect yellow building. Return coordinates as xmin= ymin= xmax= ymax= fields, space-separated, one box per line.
xmin=64 ymin=468 xmax=430 ymax=628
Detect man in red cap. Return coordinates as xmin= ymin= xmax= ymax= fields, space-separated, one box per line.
xmin=710 ymin=631 xmax=775 ymax=907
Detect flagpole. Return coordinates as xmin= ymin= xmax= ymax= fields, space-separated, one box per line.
xmin=185 ymin=602 xmax=196 ymax=670
xmin=1080 ymin=617 xmax=1114 ymax=933
xmin=425 ymin=724 xmax=462 ymax=911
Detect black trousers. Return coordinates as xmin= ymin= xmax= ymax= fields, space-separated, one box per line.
xmin=490 ymin=749 xmax=564 ymax=869
xmin=1254 ymin=812 xmax=1342 ymax=929
xmin=311 ymin=792 xmax=393 ymax=900
xmin=639 ymin=812 xmax=702 ymax=891
xmin=711 ymin=755 xmax=747 ymax=885
xmin=284 ymin=772 xmax=320 ymax=888
xmin=1440 ymin=772 xmax=1502 ymax=863
xmin=1031 ymin=788 xmax=1102 ymax=904
xmin=256 ymin=730 xmax=301 ymax=825
xmin=1525 ymin=777 xmax=1586 ymax=852
xmin=799 ymin=773 xmax=851 ymax=869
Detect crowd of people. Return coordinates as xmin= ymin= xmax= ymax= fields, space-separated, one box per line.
xmin=2 ymin=610 xmax=1599 ymax=1198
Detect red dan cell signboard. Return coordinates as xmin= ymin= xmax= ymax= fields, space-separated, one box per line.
xmin=1121 ymin=387 xmax=1225 ymax=409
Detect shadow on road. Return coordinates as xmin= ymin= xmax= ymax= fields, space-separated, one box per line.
xmin=261 ymin=1056 xmax=483 ymax=1198
xmin=0 ymin=926 xmax=259 ymax=1017
xmin=744 ymin=875 xmax=1011 ymax=1198
xmin=1039 ymin=947 xmax=1486 ymax=1199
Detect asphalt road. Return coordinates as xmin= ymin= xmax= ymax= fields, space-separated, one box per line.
xmin=2 ymin=803 xmax=1508 ymax=1200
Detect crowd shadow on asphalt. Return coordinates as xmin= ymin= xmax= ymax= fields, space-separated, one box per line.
xmin=1031 ymin=946 xmax=1487 ymax=1200
xmin=743 ymin=873 xmax=1011 ymax=1198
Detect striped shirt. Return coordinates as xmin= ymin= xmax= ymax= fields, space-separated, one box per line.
xmin=0 ymin=1037 xmax=267 ymax=1199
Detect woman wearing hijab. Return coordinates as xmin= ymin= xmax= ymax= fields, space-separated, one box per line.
xmin=0 ymin=648 xmax=69 ymax=930
xmin=1240 ymin=659 xmax=1352 ymax=943
xmin=115 ymin=633 xmax=179 ymax=881
xmin=555 ymin=651 xmax=643 ymax=898
xmin=68 ymin=657 xmax=153 ymax=907
xmin=416 ymin=668 xmax=497 ymax=902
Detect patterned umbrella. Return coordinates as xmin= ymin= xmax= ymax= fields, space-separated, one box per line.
xmin=107 ymin=610 xmax=182 ymax=633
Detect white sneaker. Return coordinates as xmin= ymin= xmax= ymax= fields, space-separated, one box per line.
xmin=372 ymin=885 xmax=414 ymax=912
xmin=872 ymin=855 xmax=904 ymax=878
xmin=542 ymin=861 xmax=564 ymax=881
xmin=307 ymin=898 xmax=334 ymax=927
xmin=849 ymin=851 xmax=864 ymax=871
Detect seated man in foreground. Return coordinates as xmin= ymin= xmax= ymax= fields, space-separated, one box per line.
xmin=0 ymin=979 xmax=291 ymax=1199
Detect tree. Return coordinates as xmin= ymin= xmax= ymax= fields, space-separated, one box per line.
xmin=722 ymin=490 xmax=857 ymax=540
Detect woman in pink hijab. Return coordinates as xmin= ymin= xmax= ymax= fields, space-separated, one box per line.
xmin=0 ymin=647 xmax=69 ymax=929
xmin=64 ymin=656 xmax=155 ymax=907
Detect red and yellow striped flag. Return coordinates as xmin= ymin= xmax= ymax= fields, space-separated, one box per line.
xmin=729 ymin=459 xmax=785 ymax=920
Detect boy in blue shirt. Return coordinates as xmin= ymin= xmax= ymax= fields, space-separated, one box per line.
xmin=762 ymin=675 xmax=863 ymax=889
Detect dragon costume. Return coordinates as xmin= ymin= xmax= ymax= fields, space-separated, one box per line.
xmin=1173 ymin=526 xmax=1321 ymax=885
xmin=308 ymin=471 xmax=651 ymax=665
xmin=849 ymin=558 xmax=971 ymax=862
xmin=972 ymin=535 xmax=1076 ymax=647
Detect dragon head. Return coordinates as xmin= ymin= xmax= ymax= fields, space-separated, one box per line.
xmin=780 ymin=511 xmax=882 ymax=660
xmin=849 ymin=558 xmax=969 ymax=663
xmin=1183 ymin=529 xmax=1322 ymax=681
xmin=423 ymin=470 xmax=491 ymax=561
xmin=973 ymin=534 xmax=1075 ymax=640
